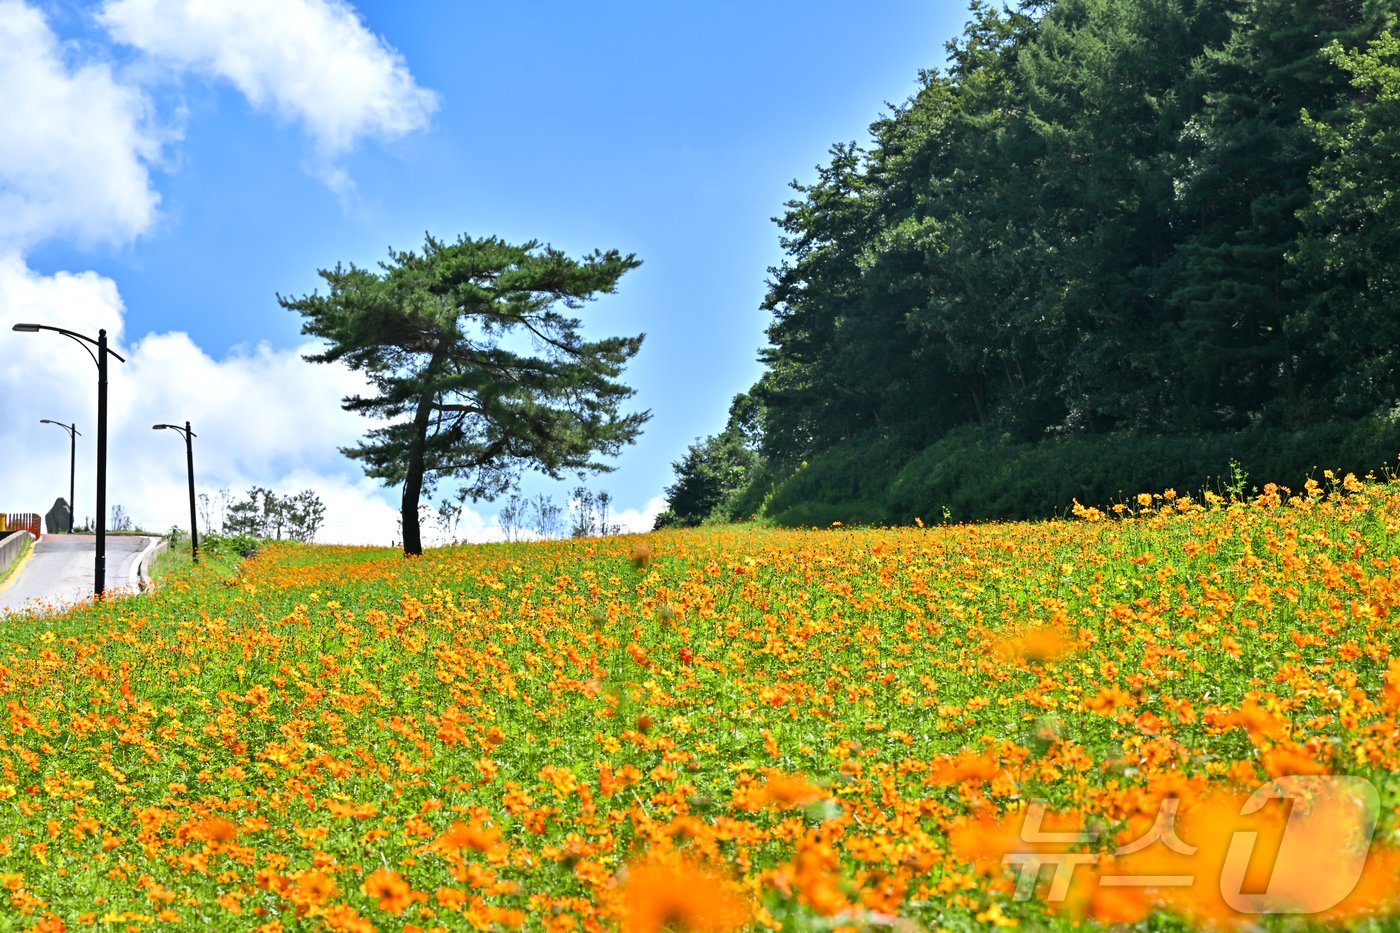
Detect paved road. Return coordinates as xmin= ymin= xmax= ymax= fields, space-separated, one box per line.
xmin=0 ymin=535 xmax=155 ymax=618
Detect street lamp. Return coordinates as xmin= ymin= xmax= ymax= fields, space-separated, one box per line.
xmin=12 ymin=323 xmax=126 ymax=597
xmin=153 ymin=421 xmax=198 ymax=563
xmin=38 ymin=419 xmax=80 ymax=532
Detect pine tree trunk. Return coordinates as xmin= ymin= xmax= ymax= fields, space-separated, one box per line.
xmin=400 ymin=480 xmax=423 ymax=556
xmin=401 ymin=390 xmax=437 ymax=556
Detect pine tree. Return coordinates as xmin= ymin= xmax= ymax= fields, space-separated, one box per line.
xmin=282 ymin=233 xmax=648 ymax=555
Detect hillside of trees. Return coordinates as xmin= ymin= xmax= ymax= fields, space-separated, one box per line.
xmin=657 ymin=0 xmax=1400 ymax=529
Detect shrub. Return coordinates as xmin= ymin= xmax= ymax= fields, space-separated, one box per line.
xmin=759 ymin=417 xmax=1400 ymax=527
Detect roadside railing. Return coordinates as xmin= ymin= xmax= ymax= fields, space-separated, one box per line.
xmin=1 ymin=513 xmax=42 ymax=539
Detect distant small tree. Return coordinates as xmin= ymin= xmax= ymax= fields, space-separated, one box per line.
xmin=401 ymin=500 xmax=464 ymax=547
xmin=266 ymin=490 xmax=289 ymax=540
xmin=498 ymin=495 xmax=526 ymax=541
xmin=570 ymin=486 xmax=622 ymax=537
xmin=198 ymin=488 xmax=232 ymax=535
xmin=662 ymin=432 xmax=761 ymax=527
xmin=281 ymin=490 xmax=326 ymax=542
xmin=225 ymin=486 xmax=273 ymax=538
xmin=110 ymin=505 xmax=132 ymax=532
xmin=424 ymin=498 xmax=463 ymax=546
xmin=528 ymin=493 xmax=564 ymax=539
xmin=198 ymin=492 xmax=214 ymax=535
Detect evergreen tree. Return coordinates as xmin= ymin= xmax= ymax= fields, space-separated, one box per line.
xmin=282 ymin=233 xmax=648 ymax=555
xmin=756 ymin=142 xmax=878 ymax=465
xmin=1167 ymin=0 xmax=1377 ymax=427
xmin=1293 ymin=22 xmax=1400 ymax=413
xmin=660 ymin=395 xmax=764 ymax=526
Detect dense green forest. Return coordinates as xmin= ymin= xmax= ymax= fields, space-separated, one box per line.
xmin=657 ymin=0 xmax=1400 ymax=528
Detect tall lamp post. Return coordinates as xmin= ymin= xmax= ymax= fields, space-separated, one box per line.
xmin=12 ymin=324 xmax=125 ymax=597
xmin=38 ymin=419 xmax=80 ymax=532
xmin=153 ymin=421 xmax=198 ymax=563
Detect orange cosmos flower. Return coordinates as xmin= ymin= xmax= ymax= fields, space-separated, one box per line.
xmin=1087 ymin=687 xmax=1134 ymax=717
xmin=295 ymin=869 xmax=337 ymax=907
xmin=26 ymin=917 xmax=65 ymax=933
xmin=1088 ymin=873 xmax=1150 ymax=924
xmin=1226 ymin=697 xmax=1289 ymax=742
xmin=326 ymin=801 xmax=379 ymax=819
xmin=197 ymin=816 xmax=239 ymax=845
xmin=948 ymin=810 xmax=1041 ymax=875
xmin=322 ymin=904 xmax=375 ymax=933
xmin=434 ymin=819 xmax=503 ymax=855
xmin=784 ymin=836 xmax=851 ymax=916
xmin=995 ymin=625 xmax=1075 ymax=664
xmin=620 ymin=858 xmax=750 ymax=933
xmin=754 ymin=770 xmax=824 ymax=809
xmin=1382 ymin=658 xmax=1400 ymax=713
xmin=1135 ymin=770 xmax=1201 ymax=816
xmin=363 ymin=867 xmax=421 ymax=915
xmin=1261 ymin=744 xmax=1328 ymax=778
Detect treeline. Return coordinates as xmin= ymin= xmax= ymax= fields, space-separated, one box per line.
xmin=657 ymin=0 xmax=1400 ymax=528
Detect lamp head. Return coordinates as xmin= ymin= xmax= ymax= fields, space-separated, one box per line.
xmin=40 ymin=418 xmax=53 ymax=424
xmin=12 ymin=323 xmax=40 ymax=332
xmin=152 ymin=424 xmax=168 ymax=431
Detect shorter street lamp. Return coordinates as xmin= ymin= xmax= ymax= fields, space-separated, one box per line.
xmin=153 ymin=421 xmax=199 ymax=563
xmin=38 ymin=419 xmax=79 ymax=532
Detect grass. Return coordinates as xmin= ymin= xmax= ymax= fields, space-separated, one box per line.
xmin=0 ymin=475 xmax=1398 ymax=931
xmin=148 ymin=531 xmax=247 ymax=583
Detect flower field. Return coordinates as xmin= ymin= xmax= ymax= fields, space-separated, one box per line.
xmin=3 ymin=475 xmax=1400 ymax=931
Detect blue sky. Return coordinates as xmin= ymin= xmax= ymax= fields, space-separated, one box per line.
xmin=2 ymin=0 xmax=968 ymax=542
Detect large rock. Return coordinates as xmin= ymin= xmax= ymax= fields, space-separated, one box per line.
xmin=45 ymin=498 xmax=71 ymax=534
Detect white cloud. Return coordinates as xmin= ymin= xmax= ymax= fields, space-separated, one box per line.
xmin=98 ymin=0 xmax=438 ymax=166
xmin=610 ymin=495 xmax=665 ymax=534
xmin=0 ymin=253 xmax=503 ymax=546
xmin=0 ymin=0 xmax=163 ymax=250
